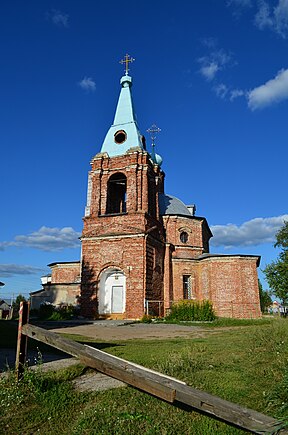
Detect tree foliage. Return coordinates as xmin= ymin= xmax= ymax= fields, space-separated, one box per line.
xmin=263 ymin=221 xmax=288 ymax=305
xmin=12 ymin=294 xmax=27 ymax=314
xmin=274 ymin=220 xmax=288 ymax=249
xmin=258 ymin=280 xmax=272 ymax=313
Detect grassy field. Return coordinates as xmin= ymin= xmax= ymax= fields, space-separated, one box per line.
xmin=0 ymin=318 xmax=288 ymax=434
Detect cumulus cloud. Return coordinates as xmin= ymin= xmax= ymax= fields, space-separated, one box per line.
xmin=0 ymin=242 xmax=10 ymax=251
xmin=200 ymin=63 xmax=219 ymax=81
xmin=0 ymin=264 xmax=43 ymax=278
xmin=255 ymin=0 xmax=288 ymax=38
xmin=198 ymin=49 xmax=232 ymax=81
xmin=79 ymin=77 xmax=96 ymax=92
xmin=47 ymin=9 xmax=69 ymax=27
xmin=211 ymin=215 xmax=288 ymax=248
xmin=247 ymin=68 xmax=288 ymax=110
xmin=0 ymin=226 xmax=81 ymax=252
xmin=214 ymin=83 xmax=229 ymax=99
xmin=255 ymin=0 xmax=274 ymax=29
xmin=230 ymin=88 xmax=245 ymax=101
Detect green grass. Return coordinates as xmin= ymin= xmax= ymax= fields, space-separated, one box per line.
xmin=159 ymin=316 xmax=275 ymax=328
xmin=1 ymin=319 xmax=288 ymax=434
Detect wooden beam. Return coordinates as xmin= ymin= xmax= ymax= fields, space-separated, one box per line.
xmin=15 ymin=301 xmax=30 ymax=380
xmin=22 ymin=323 xmax=287 ymax=434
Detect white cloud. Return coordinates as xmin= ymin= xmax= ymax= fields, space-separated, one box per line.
xmin=47 ymin=9 xmax=69 ymax=27
xmin=230 ymin=88 xmax=245 ymax=101
xmin=79 ymin=77 xmax=96 ymax=92
xmin=255 ymin=0 xmax=273 ymax=29
xmin=0 ymin=226 xmax=81 ymax=252
xmin=247 ymin=68 xmax=288 ymax=110
xmin=255 ymin=0 xmax=288 ymax=38
xmin=0 ymin=264 xmax=43 ymax=278
xmin=227 ymin=0 xmax=253 ymax=17
xmin=200 ymin=63 xmax=219 ymax=81
xmin=0 ymin=242 xmax=10 ymax=251
xmin=214 ymin=83 xmax=229 ymax=99
xmin=198 ymin=49 xmax=232 ymax=81
xmin=227 ymin=0 xmax=252 ymax=7
xmin=211 ymin=215 xmax=288 ymax=248
xmin=275 ymin=0 xmax=288 ymax=37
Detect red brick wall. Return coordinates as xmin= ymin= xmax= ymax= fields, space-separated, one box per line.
xmin=81 ymin=148 xmax=165 ymax=318
xmin=88 ymin=149 xmax=164 ymax=217
xmin=80 ymin=145 xmax=260 ymax=320
xmin=170 ymin=256 xmax=261 ymax=319
xmin=50 ymin=263 xmax=80 ymax=284
xmin=162 ymin=216 xmax=210 ymax=259
xmin=81 ymin=234 xmax=165 ymax=319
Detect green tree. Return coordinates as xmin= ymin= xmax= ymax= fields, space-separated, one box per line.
xmin=274 ymin=220 xmax=288 ymax=249
xmin=12 ymin=294 xmax=27 ymax=314
xmin=258 ymin=280 xmax=272 ymax=313
xmin=263 ymin=221 xmax=288 ymax=305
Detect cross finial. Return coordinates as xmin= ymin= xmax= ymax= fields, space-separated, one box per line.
xmin=119 ymin=53 xmax=135 ymax=76
xmin=147 ymin=124 xmax=161 ymax=147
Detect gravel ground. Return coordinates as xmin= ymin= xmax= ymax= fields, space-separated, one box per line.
xmin=51 ymin=321 xmax=210 ymax=341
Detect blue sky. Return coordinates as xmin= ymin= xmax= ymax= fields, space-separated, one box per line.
xmin=1 ymin=0 xmax=288 ymax=300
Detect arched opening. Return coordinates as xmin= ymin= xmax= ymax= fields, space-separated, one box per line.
xmin=180 ymin=231 xmax=188 ymax=243
xmin=98 ymin=268 xmax=126 ymax=315
xmin=106 ymin=173 xmax=127 ymax=214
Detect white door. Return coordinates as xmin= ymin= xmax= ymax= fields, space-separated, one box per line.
xmin=99 ymin=269 xmax=126 ymax=314
xmin=111 ymin=286 xmax=124 ymax=313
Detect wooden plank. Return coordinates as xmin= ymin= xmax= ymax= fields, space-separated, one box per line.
xmin=22 ymin=323 xmax=176 ymax=403
xmin=22 ymin=323 xmax=287 ymax=434
xmin=15 ymin=301 xmax=30 ymax=380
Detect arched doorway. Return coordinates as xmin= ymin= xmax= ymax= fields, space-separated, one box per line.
xmin=98 ymin=268 xmax=126 ymax=316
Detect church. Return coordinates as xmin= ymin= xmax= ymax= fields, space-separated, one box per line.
xmin=32 ymin=56 xmax=261 ymax=319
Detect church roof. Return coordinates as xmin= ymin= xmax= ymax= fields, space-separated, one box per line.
xmin=100 ymin=74 xmax=144 ymax=157
xmin=159 ymin=193 xmax=191 ymax=217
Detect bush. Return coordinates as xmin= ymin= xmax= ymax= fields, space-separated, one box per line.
xmin=165 ymin=300 xmax=216 ymax=322
xmin=38 ymin=303 xmax=77 ymax=320
xmin=140 ymin=314 xmax=153 ymax=323
xmin=38 ymin=303 xmax=55 ymax=320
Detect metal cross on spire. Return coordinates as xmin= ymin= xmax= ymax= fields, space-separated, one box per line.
xmin=147 ymin=124 xmax=161 ymax=147
xmin=119 ymin=53 xmax=135 ymax=76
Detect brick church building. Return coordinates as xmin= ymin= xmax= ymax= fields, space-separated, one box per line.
xmin=33 ymin=59 xmax=261 ymax=319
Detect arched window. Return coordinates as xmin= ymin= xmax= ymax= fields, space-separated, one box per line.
xmin=106 ymin=173 xmax=127 ymax=214
xmin=180 ymin=231 xmax=188 ymax=243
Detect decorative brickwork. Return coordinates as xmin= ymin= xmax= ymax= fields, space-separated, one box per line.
xmin=80 ymin=143 xmax=261 ymax=319
xmin=80 ymin=148 xmax=165 ymax=319
xmin=41 ymin=72 xmax=261 ymax=320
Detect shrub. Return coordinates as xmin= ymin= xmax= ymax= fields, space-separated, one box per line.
xmin=38 ymin=303 xmax=77 ymax=320
xmin=38 ymin=303 xmax=55 ymax=320
xmin=141 ymin=314 xmax=153 ymax=323
xmin=165 ymin=300 xmax=216 ymax=322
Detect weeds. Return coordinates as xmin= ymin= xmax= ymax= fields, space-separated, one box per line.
xmin=166 ymin=299 xmax=216 ymax=321
xmin=1 ymin=320 xmax=288 ymax=434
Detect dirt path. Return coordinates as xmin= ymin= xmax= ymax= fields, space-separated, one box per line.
xmin=51 ymin=321 xmax=214 ymax=341
xmin=1 ymin=321 xmax=218 ymax=374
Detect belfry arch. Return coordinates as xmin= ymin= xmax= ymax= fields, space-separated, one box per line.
xmin=106 ymin=172 xmax=127 ymax=214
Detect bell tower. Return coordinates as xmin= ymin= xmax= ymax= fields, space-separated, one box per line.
xmin=80 ymin=55 xmax=165 ymax=319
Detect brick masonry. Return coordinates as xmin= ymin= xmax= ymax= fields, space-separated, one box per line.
xmin=77 ymin=147 xmax=261 ymax=319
